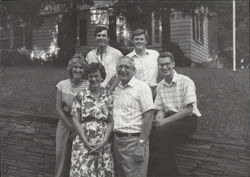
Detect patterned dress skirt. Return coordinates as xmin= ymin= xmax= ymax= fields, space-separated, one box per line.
xmin=70 ymin=120 xmax=114 ymax=177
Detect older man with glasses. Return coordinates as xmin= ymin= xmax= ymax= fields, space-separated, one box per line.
xmin=112 ymin=56 xmax=155 ymax=177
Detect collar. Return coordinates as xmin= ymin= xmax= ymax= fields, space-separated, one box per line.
xmin=131 ymin=49 xmax=150 ymax=58
xmin=118 ymin=76 xmax=137 ymax=89
xmin=163 ymin=70 xmax=178 ymax=86
xmin=95 ymin=45 xmax=109 ymax=55
xmin=85 ymin=86 xmax=106 ymax=99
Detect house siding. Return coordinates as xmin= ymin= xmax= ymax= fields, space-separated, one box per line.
xmin=190 ymin=16 xmax=209 ymax=63
xmin=170 ymin=18 xmax=193 ymax=59
xmin=170 ymin=15 xmax=209 ymax=63
xmin=32 ymin=14 xmax=59 ymax=50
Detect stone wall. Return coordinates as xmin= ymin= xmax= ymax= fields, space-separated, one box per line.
xmin=1 ymin=113 xmax=250 ymax=177
xmin=1 ymin=113 xmax=57 ymax=177
xmin=174 ymin=136 xmax=250 ymax=177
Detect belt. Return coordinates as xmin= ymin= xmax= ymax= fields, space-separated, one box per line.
xmin=114 ymin=132 xmax=140 ymax=137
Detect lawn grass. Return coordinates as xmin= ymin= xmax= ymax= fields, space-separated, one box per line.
xmin=0 ymin=66 xmax=249 ymax=143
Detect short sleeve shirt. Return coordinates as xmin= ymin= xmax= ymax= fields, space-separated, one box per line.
xmin=113 ymin=77 xmax=155 ymax=133
xmin=154 ymin=71 xmax=201 ymax=117
xmin=127 ymin=49 xmax=159 ymax=87
xmin=86 ymin=46 xmax=123 ymax=88
xmin=56 ymin=79 xmax=89 ymax=108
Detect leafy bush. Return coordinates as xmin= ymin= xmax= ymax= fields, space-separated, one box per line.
xmin=1 ymin=49 xmax=32 ymax=66
xmin=1 ymin=48 xmax=60 ymax=66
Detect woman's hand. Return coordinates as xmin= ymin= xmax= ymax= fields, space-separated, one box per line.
xmin=69 ymin=130 xmax=77 ymax=140
xmin=84 ymin=141 xmax=96 ymax=151
xmin=88 ymin=140 xmax=107 ymax=154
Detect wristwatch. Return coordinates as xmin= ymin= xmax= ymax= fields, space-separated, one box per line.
xmin=138 ymin=139 xmax=145 ymax=145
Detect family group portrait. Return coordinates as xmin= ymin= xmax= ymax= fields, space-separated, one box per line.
xmin=0 ymin=0 xmax=249 ymax=177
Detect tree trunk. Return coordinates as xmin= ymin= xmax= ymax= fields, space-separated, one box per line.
xmin=109 ymin=10 xmax=117 ymax=47
xmin=58 ymin=4 xmax=77 ymax=65
xmin=161 ymin=7 xmax=171 ymax=51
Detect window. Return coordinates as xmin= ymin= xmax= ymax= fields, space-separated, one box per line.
xmin=116 ymin=10 xmax=162 ymax=47
xmin=192 ymin=12 xmax=204 ymax=44
xmin=0 ymin=27 xmax=10 ymax=49
xmin=151 ymin=11 xmax=162 ymax=46
xmin=90 ymin=9 xmax=109 ymax=25
xmin=13 ymin=26 xmax=25 ymax=48
xmin=0 ymin=24 xmax=26 ymax=49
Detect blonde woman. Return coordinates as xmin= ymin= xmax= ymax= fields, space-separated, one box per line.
xmin=55 ymin=54 xmax=89 ymax=177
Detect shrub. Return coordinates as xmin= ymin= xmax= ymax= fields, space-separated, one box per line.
xmin=1 ymin=48 xmax=60 ymax=67
xmin=1 ymin=49 xmax=32 ymax=66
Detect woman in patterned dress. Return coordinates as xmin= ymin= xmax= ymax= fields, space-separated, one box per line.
xmin=55 ymin=54 xmax=89 ymax=177
xmin=70 ymin=62 xmax=114 ymax=177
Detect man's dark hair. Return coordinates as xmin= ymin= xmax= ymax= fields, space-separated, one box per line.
xmin=159 ymin=51 xmax=175 ymax=62
xmin=95 ymin=26 xmax=110 ymax=37
xmin=131 ymin=28 xmax=149 ymax=41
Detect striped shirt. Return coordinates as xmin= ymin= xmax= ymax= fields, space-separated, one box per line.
xmin=113 ymin=77 xmax=155 ymax=133
xmin=127 ymin=49 xmax=159 ymax=87
xmin=56 ymin=79 xmax=89 ymax=108
xmin=86 ymin=45 xmax=123 ymax=88
xmin=154 ymin=71 xmax=201 ymax=117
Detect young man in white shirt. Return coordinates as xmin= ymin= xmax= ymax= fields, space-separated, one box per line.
xmin=127 ymin=28 xmax=159 ymax=98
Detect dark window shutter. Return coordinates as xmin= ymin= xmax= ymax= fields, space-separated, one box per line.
xmin=25 ymin=25 xmax=32 ymax=49
xmin=192 ymin=12 xmax=196 ymax=40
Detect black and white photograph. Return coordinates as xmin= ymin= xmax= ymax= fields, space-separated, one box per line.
xmin=0 ymin=0 xmax=249 ymax=177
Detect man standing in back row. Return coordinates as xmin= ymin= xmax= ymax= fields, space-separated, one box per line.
xmin=127 ymin=28 xmax=159 ymax=97
xmin=86 ymin=26 xmax=123 ymax=90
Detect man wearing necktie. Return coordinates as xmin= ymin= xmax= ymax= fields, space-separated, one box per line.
xmin=86 ymin=26 xmax=123 ymax=90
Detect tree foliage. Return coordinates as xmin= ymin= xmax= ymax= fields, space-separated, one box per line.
xmin=208 ymin=1 xmax=249 ymax=66
xmin=0 ymin=0 xmax=44 ymax=27
xmin=1 ymin=0 xmax=93 ymax=65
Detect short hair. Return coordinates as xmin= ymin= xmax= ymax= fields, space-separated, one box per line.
xmin=95 ymin=26 xmax=110 ymax=37
xmin=85 ymin=62 xmax=106 ymax=80
xmin=67 ymin=54 xmax=88 ymax=79
xmin=117 ymin=56 xmax=136 ymax=69
xmin=158 ymin=51 xmax=175 ymax=62
xmin=131 ymin=28 xmax=149 ymax=41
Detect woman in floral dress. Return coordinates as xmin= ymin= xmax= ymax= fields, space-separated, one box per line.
xmin=70 ymin=62 xmax=114 ymax=177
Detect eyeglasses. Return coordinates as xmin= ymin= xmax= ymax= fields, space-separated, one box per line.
xmin=159 ymin=63 xmax=172 ymax=67
xmin=117 ymin=65 xmax=132 ymax=70
xmin=96 ymin=34 xmax=107 ymax=37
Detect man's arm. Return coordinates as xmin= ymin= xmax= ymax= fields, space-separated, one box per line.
xmin=155 ymin=104 xmax=193 ymax=127
xmin=134 ymin=109 xmax=154 ymax=163
xmin=140 ymin=109 xmax=155 ymax=142
xmin=133 ymin=83 xmax=155 ymax=163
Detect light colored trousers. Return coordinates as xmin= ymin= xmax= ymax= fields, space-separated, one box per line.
xmin=55 ymin=120 xmax=73 ymax=177
xmin=113 ymin=135 xmax=149 ymax=177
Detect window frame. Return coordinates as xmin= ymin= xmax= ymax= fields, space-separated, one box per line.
xmin=0 ymin=24 xmax=25 ymax=49
xmin=192 ymin=11 xmax=204 ymax=45
xmin=150 ymin=10 xmax=162 ymax=47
